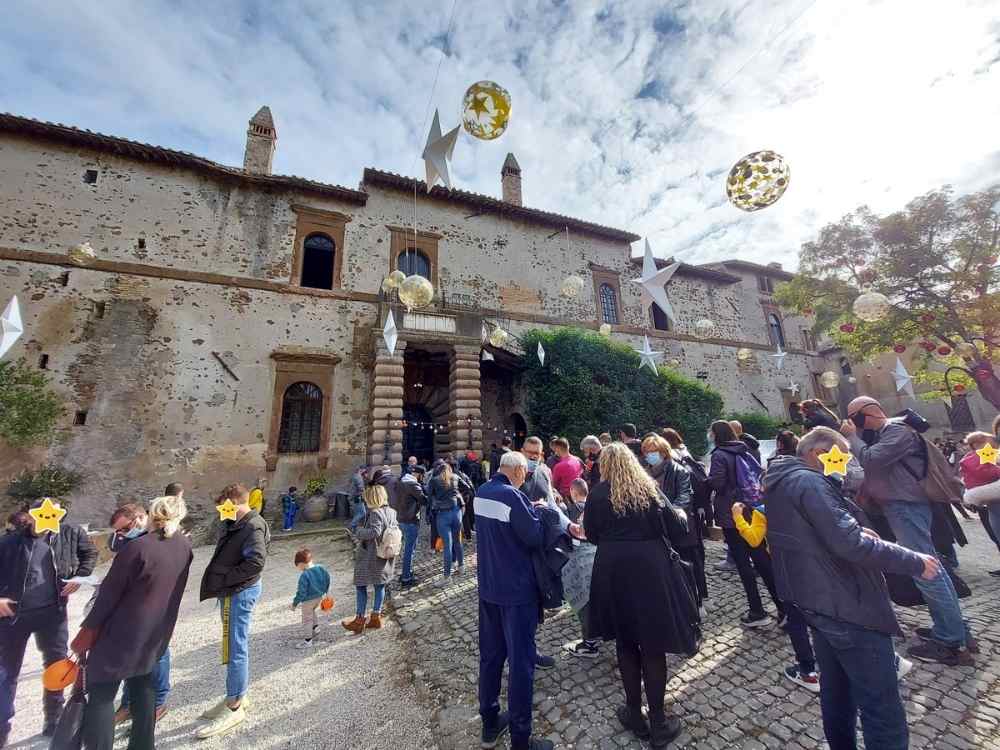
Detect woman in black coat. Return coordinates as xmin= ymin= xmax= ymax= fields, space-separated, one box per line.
xmin=585 ymin=443 xmax=692 ymax=748
xmin=72 ymin=496 xmax=193 ymax=750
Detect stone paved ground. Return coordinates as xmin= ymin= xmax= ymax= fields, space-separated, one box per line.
xmin=392 ymin=517 xmax=1000 ymax=749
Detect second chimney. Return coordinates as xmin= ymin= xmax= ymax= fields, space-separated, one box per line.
xmin=501 ymin=152 xmax=522 ymax=206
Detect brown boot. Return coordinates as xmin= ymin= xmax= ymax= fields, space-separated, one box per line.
xmin=366 ymin=612 xmax=383 ymax=629
xmin=341 ymin=615 xmax=366 ymax=634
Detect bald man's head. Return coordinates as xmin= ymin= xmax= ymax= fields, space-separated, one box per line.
xmin=847 ymin=396 xmax=880 ymax=415
xmin=847 ymin=396 xmax=887 ymax=430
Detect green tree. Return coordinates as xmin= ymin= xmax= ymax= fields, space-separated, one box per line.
xmin=775 ymin=185 xmax=1000 ymax=398
xmin=519 ymin=328 xmax=723 ymax=456
xmin=0 ymin=358 xmax=65 ymax=448
xmin=6 ymin=464 xmax=83 ymax=507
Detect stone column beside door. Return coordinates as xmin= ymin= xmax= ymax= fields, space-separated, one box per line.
xmin=369 ymin=338 xmax=406 ymax=467
xmin=448 ymin=344 xmax=483 ymax=458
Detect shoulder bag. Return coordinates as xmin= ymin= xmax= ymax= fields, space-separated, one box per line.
xmin=655 ymin=500 xmax=703 ymax=656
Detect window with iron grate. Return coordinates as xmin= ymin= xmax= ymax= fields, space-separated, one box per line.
xmin=278 ymin=382 xmax=324 ymax=453
xmin=599 ymin=284 xmax=619 ymax=325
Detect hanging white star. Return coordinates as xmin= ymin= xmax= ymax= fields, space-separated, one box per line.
xmin=632 ymin=239 xmax=680 ymax=323
xmin=537 ymin=341 xmax=545 ymax=366
xmin=421 ymin=109 xmax=460 ymax=191
xmin=786 ymin=380 xmax=800 ymax=395
xmin=770 ymin=344 xmax=787 ymax=371
xmin=634 ymin=335 xmax=663 ymax=373
xmin=382 ymin=310 xmax=398 ymax=357
xmin=481 ymin=349 xmax=494 ymax=362
xmin=893 ymin=357 xmax=915 ymax=398
xmin=0 ymin=296 xmax=23 ymax=359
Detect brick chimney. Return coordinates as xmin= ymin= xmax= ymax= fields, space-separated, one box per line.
xmin=501 ymin=152 xmax=522 ymax=206
xmin=244 ymin=106 xmax=277 ymax=175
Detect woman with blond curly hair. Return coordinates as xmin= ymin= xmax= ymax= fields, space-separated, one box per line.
xmin=585 ymin=443 xmax=695 ymax=748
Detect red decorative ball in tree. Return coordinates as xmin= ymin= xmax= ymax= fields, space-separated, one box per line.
xmin=839 ymin=323 xmax=856 ymax=333
xmin=953 ymin=383 xmax=966 ymax=394
xmin=920 ymin=313 xmax=935 ymax=324
xmin=937 ymin=346 xmax=952 ymax=356
xmin=802 ymin=308 xmax=814 ymax=316
xmin=920 ymin=341 xmax=936 ymax=352
xmin=893 ymin=344 xmax=907 ymax=354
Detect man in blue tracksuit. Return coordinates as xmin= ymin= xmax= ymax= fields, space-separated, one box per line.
xmin=475 ymin=451 xmax=553 ymax=750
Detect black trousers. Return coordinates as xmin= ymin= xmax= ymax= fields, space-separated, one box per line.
xmin=462 ymin=502 xmax=475 ymax=538
xmin=722 ymin=527 xmax=783 ymax=617
xmin=0 ymin=605 xmax=68 ymax=730
xmin=83 ymin=673 xmax=155 ymax=750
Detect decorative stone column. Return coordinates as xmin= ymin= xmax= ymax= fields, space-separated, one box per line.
xmin=369 ymin=338 xmax=406 ymax=467
xmin=448 ymin=344 xmax=483 ymax=458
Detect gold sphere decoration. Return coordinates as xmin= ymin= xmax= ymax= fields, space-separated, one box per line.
xmin=853 ymin=290 xmax=891 ymax=322
xmin=695 ymin=318 xmax=717 ymax=338
xmin=488 ymin=327 xmax=508 ymax=348
xmin=736 ymin=347 xmax=754 ymax=363
xmin=383 ymin=270 xmax=406 ymax=290
xmin=560 ymin=275 xmax=585 ymax=298
xmin=398 ymin=274 xmax=434 ymax=310
xmin=68 ymin=242 xmax=96 ymax=266
xmin=461 ymin=81 xmax=511 ymax=141
xmin=820 ymin=370 xmax=841 ymax=389
xmin=726 ymin=150 xmax=790 ymax=212
xmin=598 ymin=323 xmax=612 ymax=337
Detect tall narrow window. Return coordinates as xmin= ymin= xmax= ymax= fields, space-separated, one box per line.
xmin=397 ymin=249 xmax=431 ymax=280
xmin=757 ymin=275 xmax=774 ymax=294
xmin=599 ymin=284 xmax=619 ymax=325
xmin=300 ymin=233 xmax=336 ymax=290
xmin=278 ymin=382 xmax=324 ymax=453
xmin=767 ymin=312 xmax=785 ymax=348
xmin=651 ymin=304 xmax=670 ymax=331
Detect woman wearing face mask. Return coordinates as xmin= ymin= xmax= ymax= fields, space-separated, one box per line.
xmin=580 ymin=435 xmax=603 ymax=487
xmin=642 ymin=435 xmax=707 ymax=607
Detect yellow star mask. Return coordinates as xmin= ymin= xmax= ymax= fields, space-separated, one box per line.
xmin=29 ymin=498 xmax=67 ymax=534
xmin=977 ymin=443 xmax=999 ymax=466
xmin=818 ymin=444 xmax=851 ymax=476
xmin=217 ymin=500 xmax=238 ymax=521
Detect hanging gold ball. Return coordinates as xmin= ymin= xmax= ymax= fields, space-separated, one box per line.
xmin=695 ymin=318 xmax=717 ymax=338
xmin=398 ymin=274 xmax=434 ymax=310
xmin=726 ymin=150 xmax=791 ymax=212
xmin=820 ymin=371 xmax=841 ymax=389
xmin=68 ymin=242 xmax=96 ymax=266
xmin=488 ymin=327 xmax=508 ymax=348
xmin=668 ymin=358 xmax=682 ymax=368
xmin=560 ymin=275 xmax=584 ymax=298
xmin=382 ymin=270 xmax=406 ymax=292
xmin=956 ymin=342 xmax=978 ymax=359
xmin=853 ymin=290 xmax=891 ymax=322
xmin=461 ymin=81 xmax=511 ymax=141
xmin=736 ymin=347 xmax=754 ymax=363
xmin=598 ymin=323 xmax=612 ymax=337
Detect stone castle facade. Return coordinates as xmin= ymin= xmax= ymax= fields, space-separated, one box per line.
xmin=1 ymin=108 xmax=831 ymax=524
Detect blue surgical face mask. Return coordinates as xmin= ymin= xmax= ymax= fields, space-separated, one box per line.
xmin=124 ymin=525 xmax=145 ymax=540
xmin=706 ymin=435 xmax=715 ymax=449
xmin=646 ymin=451 xmax=663 ymax=467
xmin=526 ymin=459 xmax=539 ymax=472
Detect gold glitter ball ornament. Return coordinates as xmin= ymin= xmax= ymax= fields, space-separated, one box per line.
xmin=726 ymin=150 xmax=790 ymax=212
xmin=853 ymin=290 xmax=891 ymax=322
xmin=382 ymin=270 xmax=406 ymax=291
xmin=599 ymin=323 xmax=612 ymax=337
xmin=488 ymin=327 xmax=508 ymax=348
xmin=461 ymin=81 xmax=511 ymax=141
xmin=398 ymin=274 xmax=434 ymax=310
xmin=820 ymin=371 xmax=841 ymax=389
xmin=736 ymin=347 xmax=754 ymax=363
xmin=695 ymin=318 xmax=717 ymax=338
xmin=560 ymin=275 xmax=584 ymax=298
xmin=68 ymin=242 xmax=96 ymax=266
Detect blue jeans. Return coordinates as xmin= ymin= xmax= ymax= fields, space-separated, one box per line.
xmin=350 ymin=500 xmax=367 ymax=532
xmin=882 ymin=500 xmax=968 ymax=647
xmin=356 ymin=585 xmax=386 ymax=616
xmin=808 ymin=614 xmax=907 ymax=750
xmin=436 ymin=506 xmax=464 ymax=577
xmin=219 ymin=581 xmax=261 ymax=701
xmin=400 ymin=522 xmax=420 ymax=582
xmin=283 ymin=504 xmax=298 ymax=530
xmin=121 ymin=647 xmax=170 ymax=709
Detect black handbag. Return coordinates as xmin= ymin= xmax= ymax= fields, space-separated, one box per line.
xmin=49 ymin=657 xmax=86 ymax=750
xmin=657 ymin=502 xmax=703 ymax=656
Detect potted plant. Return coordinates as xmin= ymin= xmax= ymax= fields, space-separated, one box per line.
xmin=302 ymin=476 xmax=329 ymax=522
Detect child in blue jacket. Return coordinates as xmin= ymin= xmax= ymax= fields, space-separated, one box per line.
xmin=291 ymin=548 xmax=331 ymax=648
xmin=281 ymin=487 xmax=299 ymax=532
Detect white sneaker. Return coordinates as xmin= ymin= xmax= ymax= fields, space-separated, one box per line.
xmin=895 ymin=653 xmax=914 ymax=680
xmin=295 ymin=639 xmax=314 ymax=650
xmin=199 ymin=695 xmax=251 ymax=721
xmin=196 ymin=704 xmax=246 ymax=738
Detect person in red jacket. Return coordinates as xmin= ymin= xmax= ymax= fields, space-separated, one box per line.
xmin=550 ymin=437 xmax=584 ymax=499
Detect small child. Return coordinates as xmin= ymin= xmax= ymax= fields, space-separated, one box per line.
xmin=281 ymin=486 xmax=299 ymax=532
xmin=561 ymin=479 xmax=600 ymax=658
xmin=959 ymin=432 xmax=1000 ymax=575
xmin=566 ymin=478 xmax=588 ymax=524
xmin=291 ymin=548 xmax=332 ymax=649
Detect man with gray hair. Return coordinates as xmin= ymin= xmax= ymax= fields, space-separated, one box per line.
xmin=765 ymin=427 xmax=941 ymax=750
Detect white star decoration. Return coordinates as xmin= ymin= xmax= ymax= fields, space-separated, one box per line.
xmin=382 ymin=310 xmax=398 ymax=357
xmin=770 ymin=344 xmax=787 ymax=371
xmin=634 ymin=335 xmax=663 ymax=373
xmin=893 ymin=357 xmax=915 ymax=398
xmin=421 ymin=109 xmax=460 ymax=191
xmin=1 ymin=296 xmax=23 ymax=359
xmin=481 ymin=350 xmax=494 ymax=362
xmin=632 ymin=239 xmax=680 ymax=323
xmin=537 ymin=342 xmax=546 ymax=366
xmin=787 ymin=380 xmax=800 ymax=395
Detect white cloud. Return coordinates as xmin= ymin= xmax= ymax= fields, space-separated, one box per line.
xmin=1 ymin=0 xmax=997 ymax=269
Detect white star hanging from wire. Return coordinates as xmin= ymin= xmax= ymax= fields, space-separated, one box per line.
xmin=634 ymin=335 xmax=663 ymax=373
xmin=422 ymin=109 xmax=460 ymax=191
xmin=481 ymin=349 xmax=494 ymax=362
xmin=537 ymin=342 xmax=545 ymax=366
xmin=770 ymin=344 xmax=787 ymax=371
xmin=632 ymin=239 xmax=680 ymax=323
xmin=893 ymin=357 xmax=915 ymax=398
xmin=0 ymin=296 xmax=23 ymax=359
xmin=382 ymin=310 xmax=398 ymax=357
xmin=787 ymin=380 xmax=800 ymax=395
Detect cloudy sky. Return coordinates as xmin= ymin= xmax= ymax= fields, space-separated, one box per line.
xmin=3 ymin=0 xmax=998 ymax=269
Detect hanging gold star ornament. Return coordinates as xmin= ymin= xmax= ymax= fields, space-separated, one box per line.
xmin=461 ymin=81 xmax=511 ymax=141
xmin=726 ymin=150 xmax=790 ymax=212
xmin=30 ymin=498 xmax=67 ymax=534
xmin=217 ymin=499 xmax=238 ymax=521
xmin=818 ymin=444 xmax=851 ymax=476
xmin=422 ymin=109 xmax=460 ymax=190
xmin=977 ymin=443 xmax=999 ymax=466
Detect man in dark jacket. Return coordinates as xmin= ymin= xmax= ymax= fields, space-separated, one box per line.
xmin=618 ymin=423 xmax=643 ymax=457
xmin=475 ymin=451 xmax=553 ymax=750
xmin=765 ymin=427 xmax=939 ymax=750
xmin=197 ymin=483 xmax=269 ymax=740
xmin=490 ymin=438 xmax=512 ymax=478
xmin=0 ymin=502 xmax=97 ymax=741
xmin=729 ymin=420 xmax=762 ymax=465
xmin=393 ymin=465 xmax=426 ymax=588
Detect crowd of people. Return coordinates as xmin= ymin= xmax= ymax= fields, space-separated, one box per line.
xmin=1 ymin=401 xmax=998 ymax=749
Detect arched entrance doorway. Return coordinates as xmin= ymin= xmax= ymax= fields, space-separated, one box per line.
xmin=403 ymin=404 xmax=435 ymax=467
xmin=511 ymin=413 xmax=527 ymax=450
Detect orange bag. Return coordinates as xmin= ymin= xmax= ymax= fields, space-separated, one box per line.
xmin=320 ymin=596 xmax=335 ymax=611
xmin=434 ymin=537 xmax=444 ymax=552
xmin=43 ymin=657 xmax=79 ymax=691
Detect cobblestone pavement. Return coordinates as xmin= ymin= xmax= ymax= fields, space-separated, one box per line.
xmin=391 ymin=517 xmax=1000 ymax=749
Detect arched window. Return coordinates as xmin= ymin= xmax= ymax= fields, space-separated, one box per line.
xmin=599 ymin=284 xmax=619 ymax=325
xmin=651 ymin=304 xmax=670 ymax=331
xmin=768 ymin=313 xmax=785 ymax=348
xmin=278 ymin=382 xmax=324 ymax=453
xmin=398 ymin=249 xmax=431 ymax=280
xmin=300 ymin=233 xmax=336 ymax=290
